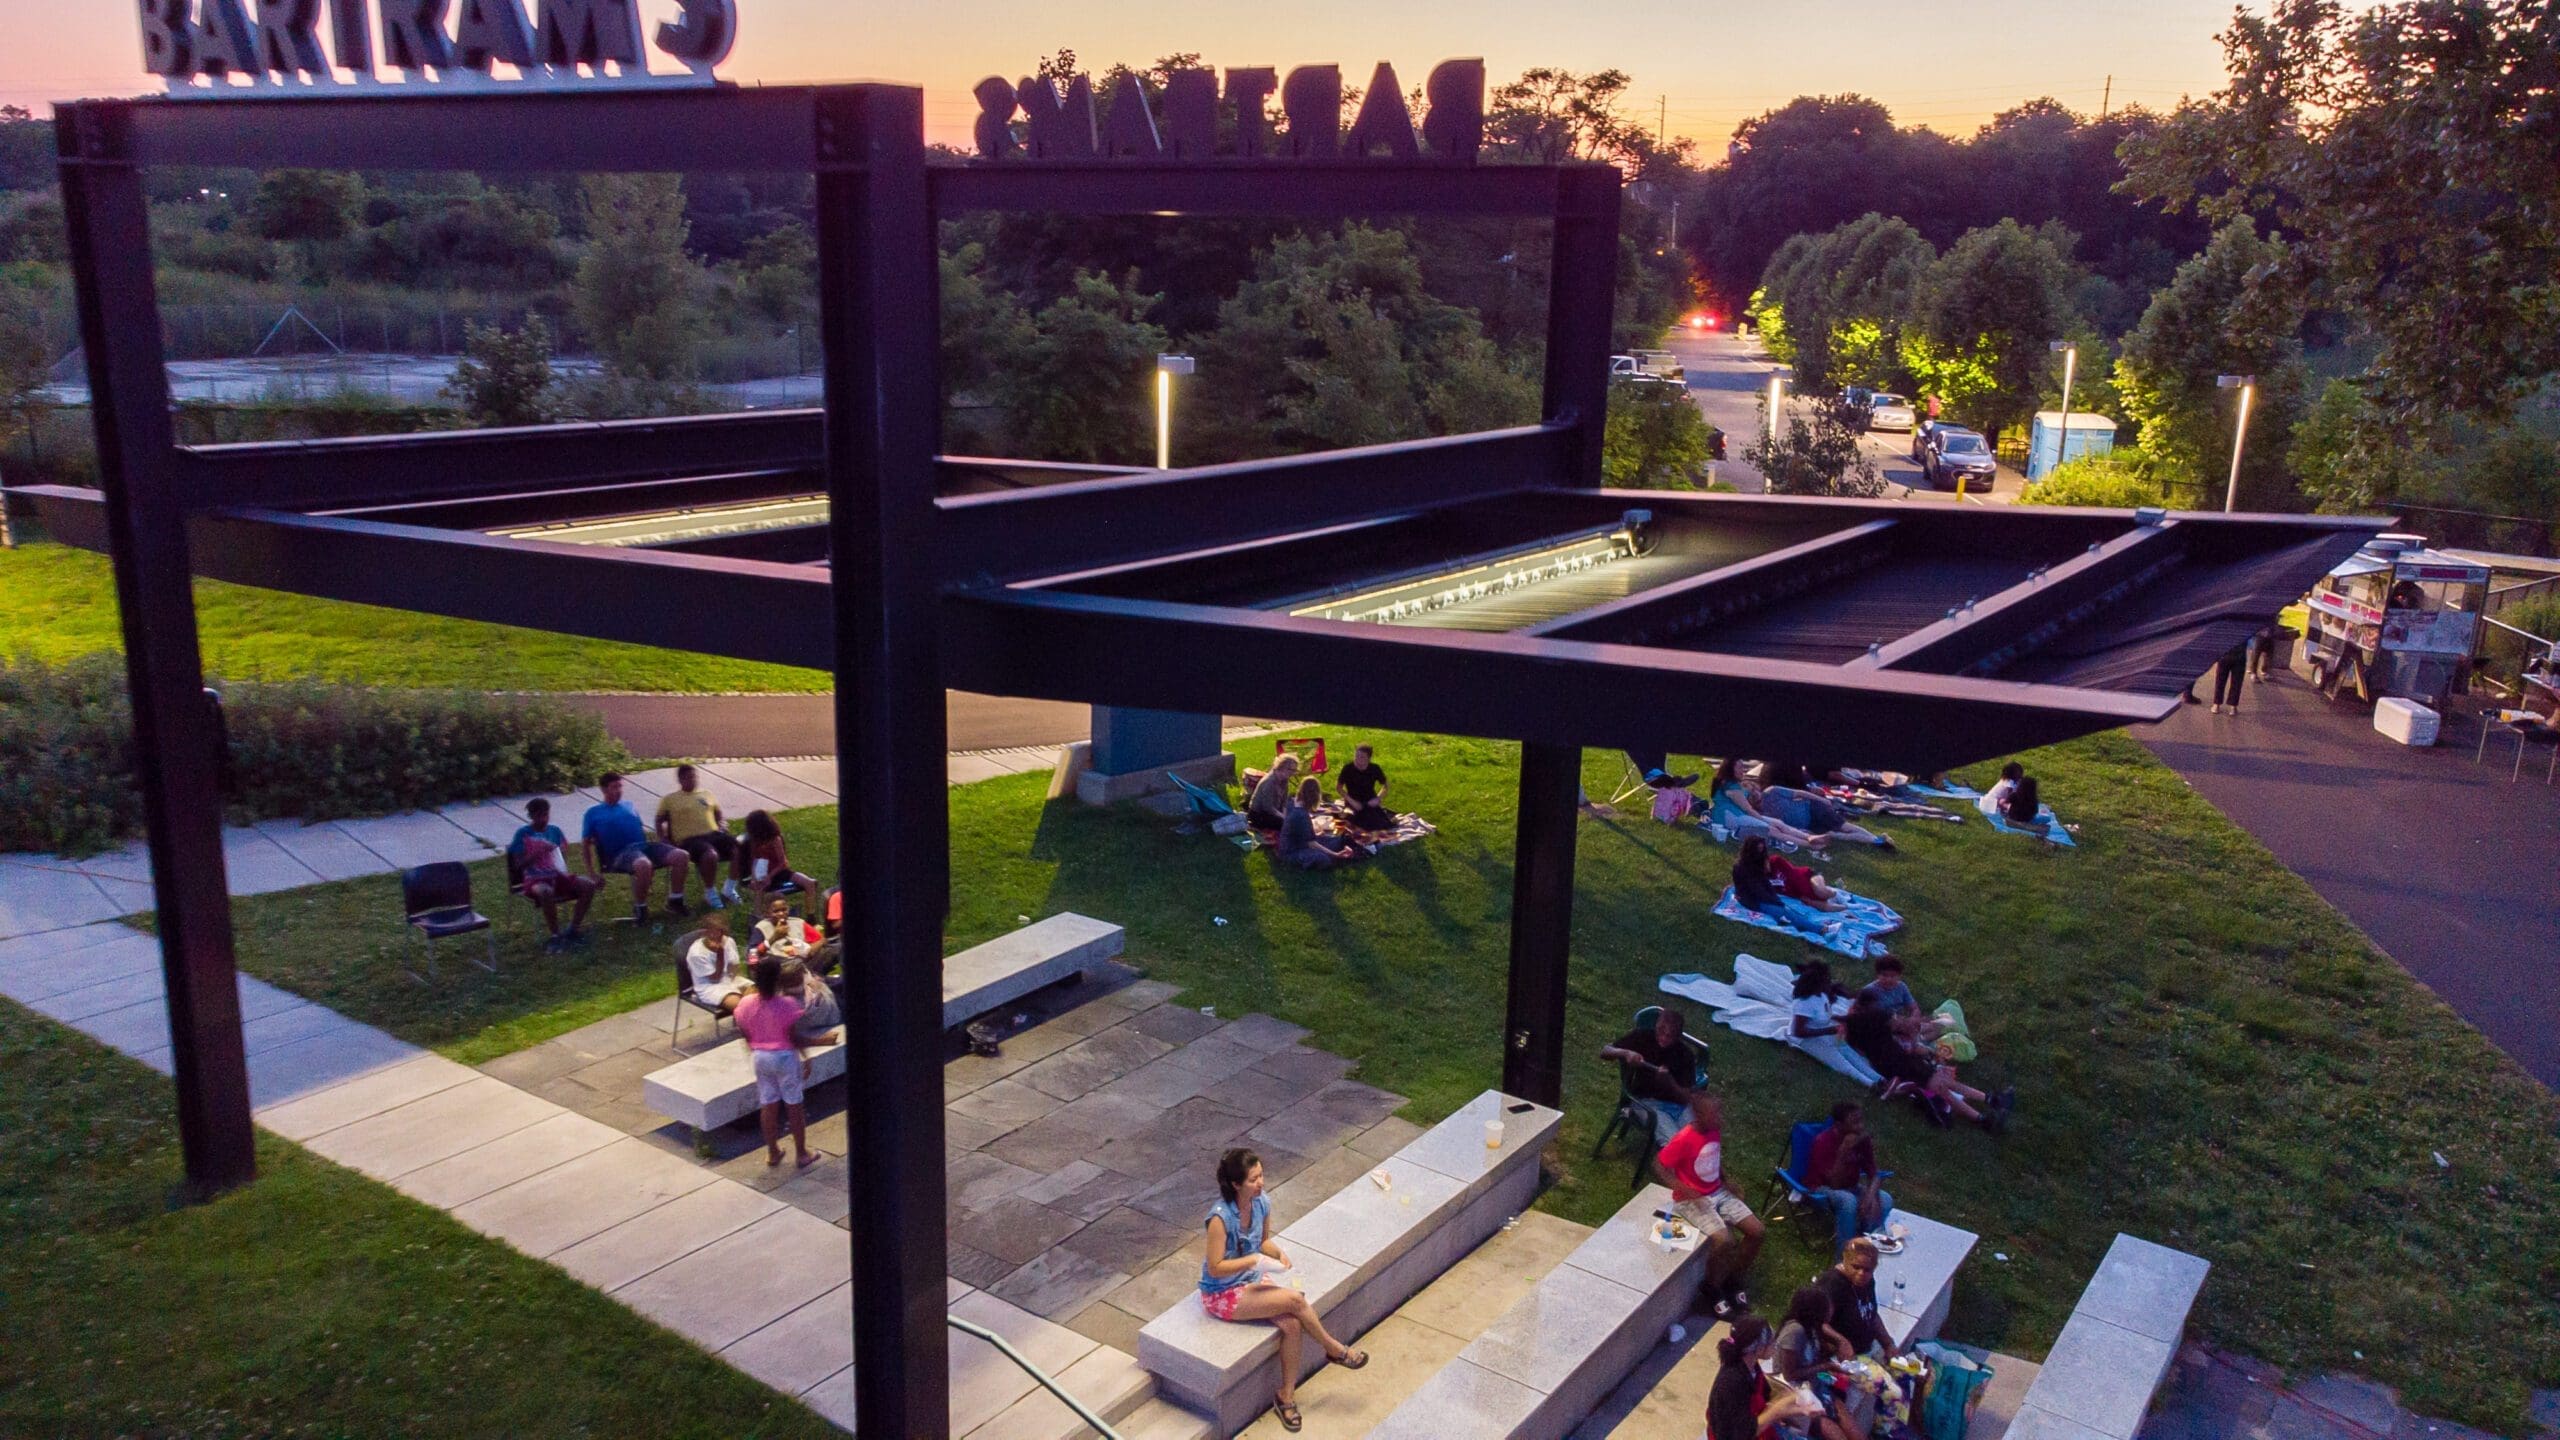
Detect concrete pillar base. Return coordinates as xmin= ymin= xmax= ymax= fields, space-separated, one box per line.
xmin=1075 ymin=750 xmax=1235 ymax=807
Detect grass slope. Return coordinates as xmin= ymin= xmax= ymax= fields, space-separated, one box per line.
xmin=0 ymin=1002 xmax=839 ymax=1437
xmin=0 ymin=541 xmax=829 ymax=693
xmin=205 ymin=731 xmax=2557 ymax=1427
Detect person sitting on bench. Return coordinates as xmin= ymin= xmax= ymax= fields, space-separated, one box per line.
xmin=683 ymin=913 xmax=749 ymax=1017
xmin=1246 ymin=753 xmax=1302 ymax=835
xmin=583 ymin=772 xmax=691 ymax=924
xmin=1818 ymin=1236 xmax=1900 ymax=1360
xmin=1807 ymin=1104 xmax=1895 ymax=1254
xmin=1658 ymin=1090 xmax=1764 ymax=1319
xmin=509 ymin=797 xmax=596 ymax=952
xmin=1599 ymin=1006 xmax=1700 ymax=1145
xmin=779 ymin=958 xmax=842 ymax=1045
xmin=655 ymin=764 xmax=740 ymax=911
xmin=737 ymin=810 xmax=818 ymax=916
xmin=1335 ymin=743 xmax=1398 ymax=829
xmin=754 ymin=895 xmax=821 ymax=962
xmin=1279 ymin=778 xmax=1363 ymax=870
xmin=1775 ymin=1286 xmax=1866 ymax=1440
xmin=1196 ymin=1147 xmax=1369 ymax=1433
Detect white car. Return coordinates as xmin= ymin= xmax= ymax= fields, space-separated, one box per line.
xmin=1866 ymin=392 xmax=1916 ymax=431
xmin=1609 ymin=355 xmax=1682 ymax=387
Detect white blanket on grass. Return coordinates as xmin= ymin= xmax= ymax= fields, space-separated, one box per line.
xmin=1660 ymin=955 xmax=1885 ymax=1085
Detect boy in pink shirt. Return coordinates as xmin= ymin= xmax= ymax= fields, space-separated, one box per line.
xmin=733 ymin=957 xmax=817 ymax=1169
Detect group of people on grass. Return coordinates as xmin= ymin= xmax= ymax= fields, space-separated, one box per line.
xmin=1789 ymin=958 xmax=2013 ymax=1133
xmin=1244 ymin=743 xmax=1397 ymax=871
xmin=1703 ymin=758 xmax=1898 ymax=852
xmin=505 ymin=766 xmax=821 ymax=946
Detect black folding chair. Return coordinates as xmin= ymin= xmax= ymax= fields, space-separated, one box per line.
xmin=670 ymin=928 xmax=733 ymax=1045
xmin=400 ymin=861 xmax=497 ymax=980
xmin=1590 ymin=1003 xmax=1710 ymax=1189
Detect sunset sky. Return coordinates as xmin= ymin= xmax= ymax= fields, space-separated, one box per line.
xmin=2 ymin=0 xmax=2251 ymax=150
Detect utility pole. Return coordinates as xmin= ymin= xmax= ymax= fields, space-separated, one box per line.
xmin=1658 ymin=95 xmax=1667 ymax=150
xmin=2100 ymin=75 xmax=2111 ymax=119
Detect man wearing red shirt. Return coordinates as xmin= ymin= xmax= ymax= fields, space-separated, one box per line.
xmin=1656 ymin=1091 xmax=1764 ymax=1316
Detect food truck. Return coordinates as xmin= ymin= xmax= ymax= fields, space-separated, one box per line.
xmin=2300 ymin=534 xmax=2492 ymax=707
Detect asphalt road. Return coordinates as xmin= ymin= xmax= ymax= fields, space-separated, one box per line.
xmin=561 ymin=690 xmax=1102 ymax=760
xmin=2144 ymin=670 xmax=2560 ymax=1088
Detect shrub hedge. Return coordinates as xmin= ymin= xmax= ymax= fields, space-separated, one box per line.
xmin=2016 ymin=455 xmax=2169 ymax=509
xmin=0 ymin=653 xmax=630 ymax=856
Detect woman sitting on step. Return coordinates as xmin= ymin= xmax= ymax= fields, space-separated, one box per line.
xmin=1199 ymin=1147 xmax=1369 ymax=1432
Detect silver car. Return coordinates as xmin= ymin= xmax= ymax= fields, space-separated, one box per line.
xmin=1866 ymin=392 xmax=1916 ymax=431
xmin=1923 ymin=427 xmax=1998 ymax=488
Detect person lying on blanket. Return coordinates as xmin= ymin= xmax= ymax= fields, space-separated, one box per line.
xmin=1733 ymin=838 xmax=1843 ymax=936
xmin=1844 ymin=992 xmax=2011 ymax=1133
xmin=1758 ymin=783 xmax=1897 ymax=851
xmin=1767 ymin=848 xmax=1846 ymax=911
xmin=1710 ymin=759 xmax=1830 ymax=850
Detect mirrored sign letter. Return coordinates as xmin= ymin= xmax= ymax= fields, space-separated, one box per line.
xmin=1225 ymin=67 xmax=1277 ymax=158
xmin=380 ymin=0 xmax=455 ymax=71
xmin=1344 ymin=62 xmax=1419 ymax=158
xmin=140 ymin=0 xmax=197 ymax=77
xmin=973 ymin=76 xmax=1018 ymax=159
xmin=653 ymin=0 xmax=732 ymax=66
xmin=254 ymin=0 xmax=328 ymax=77
xmin=1422 ymin=58 xmax=1486 ymax=161
xmin=1280 ymin=65 xmax=1340 ymax=158
xmin=536 ymin=0 xmax=642 ymax=70
xmin=193 ymin=0 xmax=262 ymax=75
xmin=453 ymin=0 xmax=535 ymax=70
xmin=1160 ymin=68 xmax=1216 ymax=158
xmin=1101 ymin=73 xmax=1162 ymax=157
xmin=1019 ymin=73 xmax=1097 ymax=158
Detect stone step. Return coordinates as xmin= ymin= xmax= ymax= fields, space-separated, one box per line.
xmin=1231 ymin=1212 xmax=1594 ymax=1438
xmin=970 ymin=1341 xmax=1159 ymax=1440
xmin=1109 ymin=1396 xmax=1217 ymax=1440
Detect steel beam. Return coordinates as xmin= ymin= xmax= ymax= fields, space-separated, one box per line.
xmin=59 ymin=87 xmax=825 ymax=173
xmin=53 ymin=118 xmax=254 ymax=1198
xmin=815 ymin=86 xmax=953 ymax=1437
xmin=941 ymin=425 xmax=1570 ymax=582
xmin=1523 ymin=519 xmax=1901 ymax=644
xmin=1501 ymin=742 xmax=1580 ymax=1107
xmin=1854 ymin=522 xmax=2188 ymax=676
xmin=944 ymin=587 xmax=2174 ymax=775
xmin=931 ymin=160 xmax=1603 ymax=218
xmin=1541 ymin=165 xmax=1622 ymax=487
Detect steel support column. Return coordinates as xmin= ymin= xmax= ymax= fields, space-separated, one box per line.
xmin=55 ymin=116 xmax=254 ymax=1196
xmin=815 ymin=86 xmax=952 ymax=1435
xmin=1501 ymin=742 xmax=1582 ymax=1108
xmin=1541 ymin=165 xmax=1623 ymax=486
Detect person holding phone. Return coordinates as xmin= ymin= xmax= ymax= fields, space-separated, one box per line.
xmin=737 ymin=810 xmax=817 ymax=917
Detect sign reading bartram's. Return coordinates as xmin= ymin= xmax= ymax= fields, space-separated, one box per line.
xmin=138 ymin=0 xmax=737 ymax=88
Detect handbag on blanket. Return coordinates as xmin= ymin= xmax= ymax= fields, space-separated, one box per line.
xmin=1651 ymin=786 xmax=1695 ymax=824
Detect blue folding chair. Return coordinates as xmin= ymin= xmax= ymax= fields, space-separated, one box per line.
xmin=1165 ymin=771 xmax=1236 ymax=822
xmin=1759 ymin=1119 xmax=1834 ymax=1235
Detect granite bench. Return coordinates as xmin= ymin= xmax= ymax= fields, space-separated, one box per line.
xmin=1367 ymin=1182 xmax=1716 ymax=1440
xmin=641 ymin=913 xmax=1124 ymax=1132
xmin=2006 ymin=1233 xmax=2208 ymax=1440
xmin=1136 ymin=1089 xmax=1562 ymax=1438
xmin=1870 ymin=1209 xmax=1978 ymax=1348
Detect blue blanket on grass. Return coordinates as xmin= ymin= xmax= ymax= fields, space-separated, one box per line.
xmin=1980 ymin=800 xmax=2077 ymax=847
xmin=1904 ymin=781 xmax=1983 ymax=800
xmin=1713 ymin=886 xmax=1902 ymax=959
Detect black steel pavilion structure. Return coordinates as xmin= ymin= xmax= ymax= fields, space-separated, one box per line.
xmin=26 ymin=80 xmax=2381 ymax=1435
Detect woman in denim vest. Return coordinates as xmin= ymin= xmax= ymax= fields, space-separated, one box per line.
xmin=1198 ymin=1147 xmax=1368 ymax=1431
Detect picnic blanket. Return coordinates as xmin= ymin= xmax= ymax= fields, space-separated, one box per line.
xmin=1978 ymin=795 xmax=2077 ymax=847
xmin=1320 ymin=805 xmax=1437 ymax=851
xmin=1660 ymin=955 xmax=1883 ymax=1085
xmin=1903 ymin=780 xmax=1983 ymax=800
xmin=1713 ymin=885 xmax=1901 ymax=959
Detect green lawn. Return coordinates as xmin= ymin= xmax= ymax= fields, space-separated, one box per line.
xmin=0 ymin=540 xmax=829 ymax=693
xmin=205 ymin=731 xmax=2558 ymax=1428
xmin=0 ymin=1001 xmax=839 ymax=1437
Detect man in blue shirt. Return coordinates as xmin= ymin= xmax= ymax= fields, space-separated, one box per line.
xmin=582 ymin=773 xmax=691 ymax=925
xmin=509 ymin=796 xmax=598 ymax=951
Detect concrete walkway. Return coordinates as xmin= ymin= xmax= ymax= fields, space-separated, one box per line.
xmin=2143 ymin=671 xmax=2560 ymax=1087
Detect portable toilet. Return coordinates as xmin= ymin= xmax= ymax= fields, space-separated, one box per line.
xmin=2027 ymin=411 xmax=2118 ymax=480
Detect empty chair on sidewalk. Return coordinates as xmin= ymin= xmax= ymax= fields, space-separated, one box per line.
xmin=399 ymin=861 xmax=497 ymax=979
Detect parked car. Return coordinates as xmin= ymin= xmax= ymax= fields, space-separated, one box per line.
xmin=1631 ymin=349 xmax=1686 ymax=384
xmin=1865 ymin=392 xmax=1916 ymax=431
xmin=1609 ymin=355 xmax=1682 ymax=387
xmin=1921 ymin=426 xmax=1998 ymax=488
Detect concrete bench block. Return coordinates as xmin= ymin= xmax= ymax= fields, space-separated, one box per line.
xmin=1369 ymin=1186 xmax=1712 ymax=1440
xmin=2071 ymin=1234 xmax=2209 ymax=1345
xmin=643 ymin=912 xmax=1124 ymax=1130
xmin=1133 ymin=1089 xmax=1558 ymax=1438
xmin=643 ymin=1036 xmax=849 ymax=1132
xmin=945 ymin=913 xmax=1125 ymax=1029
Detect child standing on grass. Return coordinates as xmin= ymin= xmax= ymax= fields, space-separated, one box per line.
xmin=733 ymin=957 xmax=817 ymax=1170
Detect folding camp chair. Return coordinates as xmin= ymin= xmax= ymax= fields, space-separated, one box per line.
xmin=1591 ymin=1003 xmax=1709 ymax=1190
xmin=1607 ymin=754 xmax=1658 ymax=807
xmin=1165 ymin=771 xmax=1236 ymax=822
xmin=1759 ymin=1118 xmax=1835 ymax=1235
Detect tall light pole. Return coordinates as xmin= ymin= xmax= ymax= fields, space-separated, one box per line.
xmin=1766 ymin=371 xmax=1786 ymax=447
xmin=1155 ymin=353 xmax=1194 ymax=470
xmin=2047 ymin=339 xmax=2077 ymax=482
xmin=2217 ymin=373 xmax=2255 ymax=512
